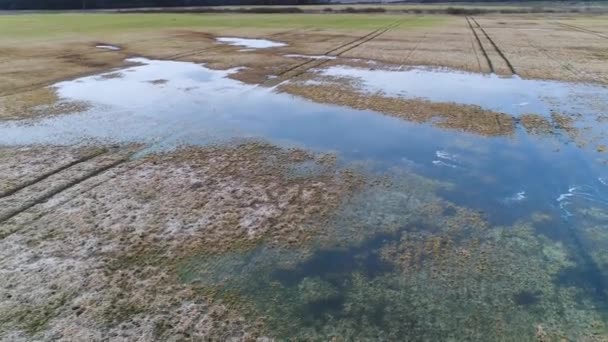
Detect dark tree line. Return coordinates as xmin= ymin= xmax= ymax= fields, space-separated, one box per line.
xmin=0 ymin=0 xmax=330 ymax=10
xmin=0 ymin=0 xmax=584 ymax=10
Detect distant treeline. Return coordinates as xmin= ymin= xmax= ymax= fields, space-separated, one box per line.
xmin=1 ymin=0 xmax=603 ymax=11
xmin=0 ymin=0 xmax=329 ymax=10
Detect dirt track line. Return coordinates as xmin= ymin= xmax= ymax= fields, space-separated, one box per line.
xmin=272 ymin=24 xmax=393 ymax=78
xmin=324 ymin=23 xmax=396 ymax=56
xmin=399 ymin=33 xmax=426 ymax=68
xmin=0 ymin=161 xmax=141 ymax=239
xmin=465 ymin=17 xmax=494 ymax=73
xmin=521 ymin=32 xmax=606 ymax=84
xmin=269 ymin=27 xmax=309 ymax=38
xmin=0 ymin=156 xmax=129 ymax=226
xmin=557 ymin=22 xmax=608 ymax=39
xmin=470 ymin=16 xmax=517 ymax=75
xmin=267 ymin=21 xmax=399 ymax=85
xmin=0 ymin=148 xmax=107 ymax=199
xmin=469 ymin=32 xmax=483 ymax=73
xmin=333 ymin=22 xmax=400 ymax=57
xmin=521 ymin=33 xmax=581 ymax=81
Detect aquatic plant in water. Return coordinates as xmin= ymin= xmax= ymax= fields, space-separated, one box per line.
xmin=180 ymin=168 xmax=608 ymax=340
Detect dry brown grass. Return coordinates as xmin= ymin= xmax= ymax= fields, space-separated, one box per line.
xmin=279 ymin=79 xmax=515 ymax=137
xmin=470 ymin=15 xmax=608 ymax=83
xmin=520 ymin=113 xmax=554 ymax=135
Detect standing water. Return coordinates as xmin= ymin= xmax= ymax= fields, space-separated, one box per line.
xmin=216 ymin=37 xmax=287 ymax=48
xmin=3 ymin=58 xmax=608 ymax=340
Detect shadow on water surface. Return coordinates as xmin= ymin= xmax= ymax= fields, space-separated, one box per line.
xmin=271 ymin=231 xmax=396 ymax=288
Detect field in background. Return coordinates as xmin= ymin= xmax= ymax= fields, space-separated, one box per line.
xmin=0 ymin=13 xmax=443 ymax=40
xmin=1 ymin=10 xmax=606 ymax=96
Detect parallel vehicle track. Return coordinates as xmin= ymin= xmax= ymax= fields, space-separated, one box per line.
xmin=0 ymin=148 xmax=136 ymax=227
xmin=264 ymin=21 xmax=400 ymax=86
xmin=557 ymin=22 xmax=608 ymax=39
xmin=465 ymin=16 xmax=494 ymax=73
xmin=0 ymin=148 xmax=107 ymax=199
xmin=470 ymin=16 xmax=517 ymax=75
xmin=0 ymin=156 xmax=142 ymax=239
xmin=399 ymin=33 xmax=427 ymax=68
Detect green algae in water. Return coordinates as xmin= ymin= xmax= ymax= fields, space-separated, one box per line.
xmin=179 ymin=175 xmax=608 ymax=341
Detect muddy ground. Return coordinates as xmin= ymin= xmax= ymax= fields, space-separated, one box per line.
xmin=1 ymin=11 xmax=608 ymax=341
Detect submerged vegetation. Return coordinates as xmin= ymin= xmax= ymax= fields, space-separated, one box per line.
xmin=178 ymin=169 xmax=608 ymax=340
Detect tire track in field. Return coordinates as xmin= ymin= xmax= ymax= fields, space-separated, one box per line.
xmin=399 ymin=32 xmax=428 ymax=70
xmin=272 ymin=23 xmax=395 ymax=78
xmin=331 ymin=22 xmax=400 ymax=57
xmin=0 ymin=148 xmax=136 ymax=227
xmin=264 ymin=21 xmax=400 ymax=86
xmin=398 ymin=33 xmax=427 ymax=70
xmin=0 ymin=159 xmax=141 ymax=239
xmin=465 ymin=16 xmax=493 ymax=73
xmin=521 ymin=32 xmax=583 ymax=82
xmin=468 ymin=30 xmax=483 ymax=73
xmin=0 ymin=148 xmax=107 ymax=199
xmin=519 ymin=29 xmax=607 ymax=84
xmin=557 ymin=22 xmax=608 ymax=40
xmin=470 ymin=16 xmax=517 ymax=75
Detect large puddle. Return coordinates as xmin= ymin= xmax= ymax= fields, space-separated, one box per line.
xmin=3 ymin=58 xmax=608 ymax=339
xmin=314 ymin=65 xmax=608 ymax=117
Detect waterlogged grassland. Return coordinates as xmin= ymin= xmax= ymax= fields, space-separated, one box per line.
xmin=0 ymin=13 xmax=445 ymax=41
xmin=1 ymin=8 xmax=608 ymax=340
xmin=179 ymin=174 xmax=608 ymax=340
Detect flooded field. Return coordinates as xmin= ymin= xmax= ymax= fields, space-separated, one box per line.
xmin=2 ymin=11 xmax=608 ymax=341
xmin=2 ymin=55 xmax=608 ymax=340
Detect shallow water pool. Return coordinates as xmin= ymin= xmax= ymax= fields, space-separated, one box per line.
xmin=3 ymin=58 xmax=608 ymax=340
xmin=216 ymin=37 xmax=287 ymax=49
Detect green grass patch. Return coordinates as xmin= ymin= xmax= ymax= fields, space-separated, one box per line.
xmin=0 ymin=13 xmax=445 ymax=40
